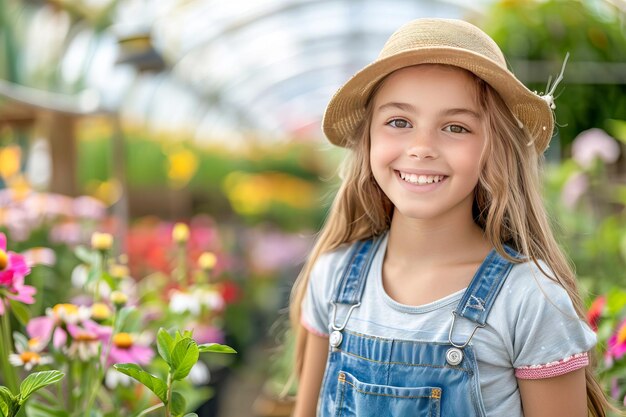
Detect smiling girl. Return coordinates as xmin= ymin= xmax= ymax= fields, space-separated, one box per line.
xmin=289 ymin=18 xmax=614 ymax=417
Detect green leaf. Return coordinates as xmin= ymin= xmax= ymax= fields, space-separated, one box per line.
xmin=74 ymin=246 xmax=95 ymax=264
xmin=197 ymin=343 xmax=237 ymax=354
xmin=113 ymin=364 xmax=167 ymax=403
xmin=18 ymin=371 xmax=64 ymax=405
xmin=183 ymin=414 xmax=198 ymax=417
xmin=24 ymin=402 xmax=70 ymax=417
xmin=170 ymin=391 xmax=187 ymax=416
xmin=157 ymin=328 xmax=174 ymax=366
xmin=7 ymin=300 xmax=31 ymax=327
xmin=0 ymin=386 xmax=15 ymax=417
xmin=170 ymin=338 xmax=199 ymax=381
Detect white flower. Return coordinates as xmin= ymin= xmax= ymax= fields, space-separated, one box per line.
xmin=105 ymin=368 xmax=133 ymax=389
xmin=195 ymin=287 xmax=225 ymax=311
xmin=8 ymin=339 xmax=52 ymax=371
xmin=188 ymin=360 xmax=211 ymax=385
xmin=169 ymin=290 xmax=200 ymax=315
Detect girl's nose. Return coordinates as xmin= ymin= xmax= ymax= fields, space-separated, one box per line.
xmin=406 ymin=130 xmax=439 ymax=160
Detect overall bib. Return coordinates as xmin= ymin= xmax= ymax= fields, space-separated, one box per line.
xmin=317 ymin=236 xmax=517 ymax=417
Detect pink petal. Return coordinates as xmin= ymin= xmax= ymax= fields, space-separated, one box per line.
xmin=52 ymin=328 xmax=67 ymax=349
xmin=7 ymin=287 xmax=36 ymax=304
xmin=108 ymin=347 xmax=135 ymax=365
xmin=27 ymin=316 xmax=55 ymax=343
xmin=0 ymin=270 xmax=14 ymax=286
xmin=0 ymin=233 xmax=6 ymax=251
xmin=129 ymin=345 xmax=155 ymax=366
xmin=8 ymin=254 xmax=30 ymax=277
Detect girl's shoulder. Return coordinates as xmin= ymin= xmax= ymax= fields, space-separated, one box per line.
xmin=311 ymin=240 xmax=362 ymax=280
xmin=505 ymin=259 xmax=573 ymax=307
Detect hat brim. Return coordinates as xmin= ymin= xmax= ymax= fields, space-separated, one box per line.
xmin=322 ymin=47 xmax=553 ymax=152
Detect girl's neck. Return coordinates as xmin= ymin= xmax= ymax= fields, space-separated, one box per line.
xmin=386 ymin=208 xmax=491 ymax=268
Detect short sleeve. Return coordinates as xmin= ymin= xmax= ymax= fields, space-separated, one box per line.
xmin=300 ymin=245 xmax=352 ymax=338
xmin=499 ymin=262 xmax=597 ymax=380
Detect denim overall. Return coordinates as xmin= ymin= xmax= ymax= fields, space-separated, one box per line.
xmin=318 ymin=236 xmax=517 ymax=417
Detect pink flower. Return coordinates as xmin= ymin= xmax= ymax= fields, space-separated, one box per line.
xmin=0 ymin=233 xmax=35 ymax=315
xmin=26 ymin=303 xmax=93 ymax=348
xmin=560 ymin=172 xmax=589 ymax=209
xmin=107 ymin=332 xmax=154 ymax=367
xmin=66 ymin=321 xmax=111 ymax=361
xmin=571 ymin=128 xmax=620 ymax=169
xmin=607 ymin=319 xmax=626 ymax=360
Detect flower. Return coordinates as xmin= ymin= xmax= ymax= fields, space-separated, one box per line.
xmin=198 ymin=252 xmax=217 ymax=271
xmin=0 ymin=233 xmax=30 ymax=283
xmin=66 ymin=323 xmax=108 ymax=361
xmin=8 ymin=336 xmax=53 ymax=371
xmin=0 ymin=232 xmax=36 ymax=314
xmin=27 ymin=303 xmax=93 ymax=348
xmin=587 ymin=296 xmax=606 ymax=332
xmin=172 ymin=223 xmax=190 ymax=243
xmin=607 ymin=319 xmax=626 ymax=360
xmin=169 ymin=289 xmax=198 ymax=315
xmin=561 ymin=172 xmax=589 ymax=209
xmin=107 ymin=332 xmax=154 ymax=367
xmin=91 ymin=303 xmax=112 ymax=321
xmin=91 ymin=232 xmax=113 ymax=251
xmin=571 ymin=128 xmax=620 ymax=169
xmin=110 ymin=291 xmax=128 ymax=308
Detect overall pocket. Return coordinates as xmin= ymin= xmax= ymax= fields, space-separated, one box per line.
xmin=334 ymin=371 xmax=442 ymax=417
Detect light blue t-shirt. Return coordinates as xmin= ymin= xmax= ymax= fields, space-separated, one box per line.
xmin=301 ymin=233 xmax=596 ymax=417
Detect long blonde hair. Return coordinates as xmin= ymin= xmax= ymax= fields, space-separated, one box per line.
xmin=289 ymin=65 xmax=612 ymax=416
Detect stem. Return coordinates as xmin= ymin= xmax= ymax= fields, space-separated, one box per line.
xmin=93 ymin=251 xmax=104 ymax=302
xmin=135 ymin=402 xmax=165 ymax=417
xmin=0 ymin=301 xmax=18 ymax=393
xmin=165 ymin=373 xmax=173 ymax=417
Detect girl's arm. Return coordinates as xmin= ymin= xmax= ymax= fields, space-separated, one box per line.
xmin=292 ymin=331 xmax=329 ymax=417
xmin=517 ymin=368 xmax=587 ymax=417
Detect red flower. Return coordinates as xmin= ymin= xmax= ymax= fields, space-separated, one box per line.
xmin=587 ymin=296 xmax=606 ymax=332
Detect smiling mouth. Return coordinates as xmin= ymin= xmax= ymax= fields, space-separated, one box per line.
xmin=396 ymin=170 xmax=447 ymax=185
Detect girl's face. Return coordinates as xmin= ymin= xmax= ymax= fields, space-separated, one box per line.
xmin=369 ymin=65 xmax=487 ymax=223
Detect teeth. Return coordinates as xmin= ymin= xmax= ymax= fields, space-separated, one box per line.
xmin=398 ymin=171 xmax=445 ymax=185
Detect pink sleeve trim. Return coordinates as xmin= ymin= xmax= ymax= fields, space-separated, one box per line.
xmin=515 ymin=352 xmax=589 ymax=380
xmin=300 ymin=317 xmax=329 ymax=338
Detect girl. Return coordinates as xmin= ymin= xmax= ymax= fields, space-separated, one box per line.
xmin=290 ymin=18 xmax=613 ymax=417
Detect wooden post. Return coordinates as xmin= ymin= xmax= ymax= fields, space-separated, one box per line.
xmin=39 ymin=111 xmax=78 ymax=196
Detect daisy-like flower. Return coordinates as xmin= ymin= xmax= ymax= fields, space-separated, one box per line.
xmin=27 ymin=303 xmax=92 ymax=348
xmin=8 ymin=335 xmax=53 ymax=371
xmin=0 ymin=232 xmax=35 ymax=315
xmin=66 ymin=322 xmax=111 ymax=361
xmin=107 ymin=332 xmax=154 ymax=367
xmin=607 ymin=319 xmax=626 ymax=360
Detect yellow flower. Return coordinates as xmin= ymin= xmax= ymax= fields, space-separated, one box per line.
xmin=113 ymin=333 xmax=133 ymax=349
xmin=110 ymin=291 xmax=128 ymax=307
xmin=109 ymin=264 xmax=129 ymax=279
xmin=198 ymin=252 xmax=217 ymax=270
xmin=91 ymin=303 xmax=112 ymax=321
xmin=91 ymin=232 xmax=113 ymax=251
xmin=172 ymin=223 xmax=190 ymax=243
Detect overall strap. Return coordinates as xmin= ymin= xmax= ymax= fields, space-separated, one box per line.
xmin=453 ymin=245 xmax=519 ymax=326
xmin=332 ymin=235 xmax=385 ymax=305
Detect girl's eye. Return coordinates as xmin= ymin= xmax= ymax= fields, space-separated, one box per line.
xmin=444 ymin=124 xmax=470 ymax=134
xmin=387 ymin=119 xmax=412 ymax=129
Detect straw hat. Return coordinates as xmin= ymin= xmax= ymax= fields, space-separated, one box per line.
xmin=322 ymin=18 xmax=554 ymax=152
